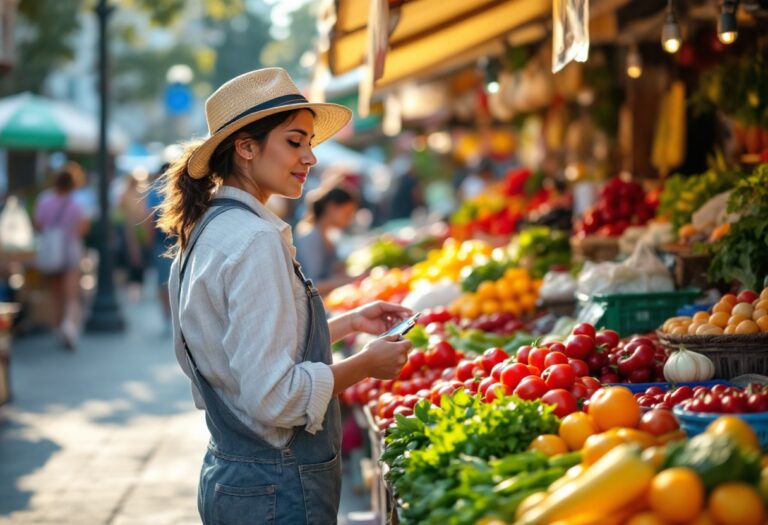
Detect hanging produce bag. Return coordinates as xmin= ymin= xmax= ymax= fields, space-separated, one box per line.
xmin=552 ymin=0 xmax=590 ymax=73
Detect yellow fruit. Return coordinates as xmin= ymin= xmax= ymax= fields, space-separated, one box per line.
xmin=460 ymin=300 xmax=480 ymax=320
xmin=494 ymin=279 xmax=514 ymax=300
xmin=649 ymin=467 xmax=704 ymax=522
xmin=614 ymin=428 xmax=658 ymax=450
xmin=529 ymin=434 xmax=569 ymax=457
xmin=752 ymin=308 xmax=767 ymax=320
xmin=727 ymin=314 xmax=749 ymax=326
xmin=481 ymin=299 xmax=501 ymax=315
xmin=559 ymin=412 xmax=599 ymax=451
xmin=582 ymin=432 xmax=626 ymax=466
xmin=476 ymin=280 xmax=498 ymax=300
xmin=708 ymin=311 xmax=730 ymax=328
xmin=707 ymin=482 xmax=765 ymax=525
xmin=706 ymin=415 xmax=761 ymax=453
xmin=735 ymin=319 xmax=760 ymax=334
xmin=732 ymin=302 xmax=754 ymax=318
xmin=516 ymin=491 xmax=549 ymax=520
xmin=724 ymin=325 xmax=736 ymax=334
xmin=693 ymin=311 xmax=710 ymax=323
xmin=696 ymin=323 xmax=723 ymax=335
xmin=757 ymin=315 xmax=768 ymax=333
xmin=712 ymin=302 xmax=732 ymax=314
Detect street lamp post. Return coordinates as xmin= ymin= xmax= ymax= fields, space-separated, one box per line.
xmin=85 ymin=0 xmax=124 ymax=332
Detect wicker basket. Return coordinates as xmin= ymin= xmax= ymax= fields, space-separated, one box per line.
xmin=657 ymin=331 xmax=768 ymax=379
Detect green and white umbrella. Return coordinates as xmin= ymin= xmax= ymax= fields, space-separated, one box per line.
xmin=0 ymin=92 xmax=128 ymax=153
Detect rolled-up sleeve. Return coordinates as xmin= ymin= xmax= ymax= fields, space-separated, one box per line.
xmin=222 ymin=230 xmax=334 ymax=432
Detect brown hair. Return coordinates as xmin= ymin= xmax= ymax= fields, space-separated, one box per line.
xmin=156 ymin=110 xmax=305 ymax=255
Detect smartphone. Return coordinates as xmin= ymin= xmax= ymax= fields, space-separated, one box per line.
xmin=380 ymin=312 xmax=421 ymax=339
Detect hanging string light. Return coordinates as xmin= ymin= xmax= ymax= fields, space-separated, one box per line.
xmin=626 ymin=44 xmax=643 ymax=79
xmin=661 ymin=0 xmax=682 ymax=53
xmin=718 ymin=0 xmax=739 ymax=44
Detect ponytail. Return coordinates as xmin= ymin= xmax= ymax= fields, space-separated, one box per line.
xmin=156 ymin=139 xmax=217 ymax=255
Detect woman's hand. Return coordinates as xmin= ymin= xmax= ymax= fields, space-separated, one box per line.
xmin=350 ymin=300 xmax=413 ymax=336
xmin=361 ymin=335 xmax=412 ymax=380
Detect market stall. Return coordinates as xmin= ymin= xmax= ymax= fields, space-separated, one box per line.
xmin=315 ymin=0 xmax=768 ymax=523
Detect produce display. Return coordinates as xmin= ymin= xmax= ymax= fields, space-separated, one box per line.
xmin=661 ymin=287 xmax=768 ymax=335
xmin=573 ymin=176 xmax=657 ymax=238
xmin=326 ymin=161 xmax=768 ymax=525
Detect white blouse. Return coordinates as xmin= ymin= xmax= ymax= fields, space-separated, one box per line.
xmin=169 ymin=185 xmax=334 ymax=448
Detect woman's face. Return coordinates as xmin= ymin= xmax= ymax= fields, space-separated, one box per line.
xmin=241 ymin=110 xmax=317 ymax=203
xmin=328 ymin=200 xmax=358 ymax=230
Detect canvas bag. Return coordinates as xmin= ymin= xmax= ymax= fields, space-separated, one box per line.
xmin=35 ymin=199 xmax=71 ymax=274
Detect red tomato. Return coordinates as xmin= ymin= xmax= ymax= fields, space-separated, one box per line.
xmin=720 ymin=394 xmax=747 ymax=413
xmin=392 ymin=405 xmax=413 ymax=417
xmin=747 ymin=392 xmax=768 ymax=413
xmin=481 ymin=347 xmax=509 ymax=374
xmin=527 ymin=365 xmax=541 ymax=376
xmin=499 ymin=363 xmax=530 ymax=390
xmin=541 ymin=389 xmax=578 ymax=417
xmin=570 ymin=381 xmax=588 ymax=400
xmin=572 ymin=322 xmax=596 ymax=339
xmin=542 ymin=364 xmax=576 ymax=390
xmin=586 ymin=351 xmax=607 ymax=371
xmin=491 ymin=360 xmax=507 ymax=381
xmin=668 ymin=386 xmax=694 ymax=405
xmin=627 ymin=368 xmax=651 ymax=383
xmin=581 ymin=376 xmax=601 ymax=393
xmin=408 ymin=350 xmax=426 ymax=370
xmin=544 ymin=351 xmax=569 ymax=368
xmin=464 ymin=378 xmax=480 ymax=394
xmin=594 ymin=329 xmax=620 ymax=348
xmin=514 ymin=376 xmax=548 ymax=400
xmin=478 ymin=376 xmax=497 ymax=396
xmin=425 ymin=341 xmax=457 ymax=368
xmin=638 ymin=409 xmax=679 ymax=436
xmin=567 ymin=358 xmax=589 ymax=378
xmin=528 ymin=347 xmax=550 ymax=371
xmin=454 ymin=359 xmax=477 ymax=382
xmin=564 ymin=334 xmax=594 ymax=359
xmin=547 ymin=342 xmax=567 ymax=354
xmin=398 ymin=361 xmax=415 ymax=380
xmin=484 ymin=382 xmax=511 ymax=403
xmin=736 ymin=290 xmax=758 ymax=303
xmin=645 ymin=386 xmax=665 ymax=396
xmin=516 ymin=345 xmax=532 ymax=364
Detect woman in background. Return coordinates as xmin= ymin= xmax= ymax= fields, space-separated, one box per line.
xmin=34 ymin=167 xmax=89 ymax=349
xmin=294 ymin=182 xmax=359 ymax=296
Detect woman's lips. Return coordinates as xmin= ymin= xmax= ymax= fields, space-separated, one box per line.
xmin=292 ymin=172 xmax=307 ymax=183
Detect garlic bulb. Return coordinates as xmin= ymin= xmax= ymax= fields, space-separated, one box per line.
xmin=663 ymin=347 xmax=716 ymax=382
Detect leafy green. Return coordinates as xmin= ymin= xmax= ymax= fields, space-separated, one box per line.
xmin=709 ymin=163 xmax=768 ymax=289
xmin=382 ymin=391 xmax=564 ymax=524
xmin=511 ymin=226 xmax=571 ymax=278
xmin=443 ymin=323 xmax=534 ymax=357
xmin=460 ymin=259 xmax=514 ymax=292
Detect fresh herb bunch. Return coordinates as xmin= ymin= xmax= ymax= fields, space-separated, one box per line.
xmin=382 ymin=390 xmax=564 ymax=524
xmin=512 ymin=226 xmax=571 ymax=278
xmin=708 ymin=163 xmax=768 ymax=290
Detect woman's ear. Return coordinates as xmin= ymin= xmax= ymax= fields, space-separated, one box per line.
xmin=233 ymin=136 xmax=257 ymax=160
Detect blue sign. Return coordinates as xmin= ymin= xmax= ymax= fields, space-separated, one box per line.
xmin=164 ymin=82 xmax=193 ymax=115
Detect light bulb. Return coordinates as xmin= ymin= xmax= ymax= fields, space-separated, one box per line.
xmin=661 ymin=11 xmax=681 ymax=54
xmin=718 ymin=8 xmax=738 ymax=45
xmin=486 ymin=81 xmax=500 ymax=94
xmin=626 ymin=45 xmax=642 ymax=79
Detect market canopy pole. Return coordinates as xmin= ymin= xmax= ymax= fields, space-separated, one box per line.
xmin=85 ymin=0 xmax=124 ymax=333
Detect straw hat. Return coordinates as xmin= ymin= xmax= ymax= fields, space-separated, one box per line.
xmin=187 ymin=68 xmax=352 ymax=179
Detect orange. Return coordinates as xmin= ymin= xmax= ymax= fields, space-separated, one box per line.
xmin=460 ymin=299 xmax=480 ymax=320
xmin=559 ymin=412 xmax=599 ymax=451
xmin=528 ymin=434 xmax=569 ymax=457
xmin=708 ymin=311 xmax=730 ymax=328
xmin=755 ymin=299 xmax=768 ymax=312
xmin=494 ymin=279 xmax=514 ymax=301
xmin=761 ymin=288 xmax=768 ymax=300
xmin=581 ymin=432 xmax=626 ymax=466
xmin=625 ymin=511 xmax=668 ymax=525
xmin=476 ymin=281 xmax=498 ymax=300
xmin=688 ymin=512 xmax=716 ymax=525
xmin=649 ymin=467 xmax=704 ymax=522
xmin=752 ymin=308 xmax=768 ymax=320
xmin=480 ymin=299 xmax=501 ymax=315
xmin=707 ymin=482 xmax=764 ymax=525
xmin=705 ymin=415 xmax=761 ymax=453
xmin=721 ymin=293 xmax=738 ymax=306
xmin=589 ymin=387 xmax=641 ymax=431
xmin=757 ymin=315 xmax=768 ymax=332
xmin=519 ymin=293 xmax=537 ymax=313
xmin=724 ymin=325 xmax=736 ymax=334
xmin=735 ymin=319 xmax=760 ymax=334
xmin=693 ymin=311 xmax=710 ymax=323
xmin=502 ymin=300 xmax=522 ymax=316
xmin=726 ymin=313 xmax=749 ymax=326
xmin=712 ymin=302 xmax=732 ymax=314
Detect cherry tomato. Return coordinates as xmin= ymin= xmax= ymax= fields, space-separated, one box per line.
xmin=668 ymin=386 xmax=694 ymax=405
xmin=581 ymin=376 xmax=602 ymax=393
xmin=516 ymin=345 xmax=532 ymax=364
xmin=747 ymin=392 xmax=768 ymax=413
xmin=565 ymin=334 xmax=595 ymax=359
xmin=499 ymin=363 xmax=529 ymax=390
xmin=528 ymin=347 xmax=551 ymax=371
xmin=481 ymin=347 xmax=509 ymax=374
xmin=720 ymin=394 xmax=747 ymax=413
xmin=567 ymin=358 xmax=589 ymax=378
xmin=547 ymin=341 xmax=567 ymax=354
xmin=478 ymin=376 xmax=497 ymax=396
xmin=491 ymin=361 xmax=507 ymax=381
xmin=463 ymin=378 xmax=480 ymax=394
xmin=570 ymin=381 xmax=588 ymax=400
xmin=627 ymin=368 xmax=651 ymax=383
xmin=408 ymin=350 xmax=426 ymax=370
xmin=454 ymin=359 xmax=477 ymax=382
xmin=514 ymin=376 xmax=548 ymax=400
xmin=542 ymin=364 xmax=576 ymax=390
xmin=572 ymin=322 xmax=596 ymax=340
xmin=645 ymin=386 xmax=665 ymax=396
xmin=638 ymin=409 xmax=680 ymax=436
xmin=541 ymin=389 xmax=578 ymax=417
xmin=484 ymin=382 xmax=511 ymax=403
xmin=425 ymin=341 xmax=457 ymax=368
xmin=594 ymin=329 xmax=620 ymax=348
xmin=544 ymin=351 xmax=569 ymax=368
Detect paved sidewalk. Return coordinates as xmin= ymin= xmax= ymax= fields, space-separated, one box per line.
xmin=0 ymin=291 xmax=371 ymax=524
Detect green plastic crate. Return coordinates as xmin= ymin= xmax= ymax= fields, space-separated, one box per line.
xmin=576 ymin=289 xmax=701 ymax=337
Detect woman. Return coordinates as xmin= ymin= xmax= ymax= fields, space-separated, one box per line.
xmin=34 ymin=167 xmax=89 ymax=349
xmin=157 ymin=68 xmax=412 ymax=524
xmin=294 ymin=182 xmax=359 ymax=296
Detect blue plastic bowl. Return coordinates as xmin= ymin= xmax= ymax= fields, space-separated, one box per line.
xmin=672 ymin=405 xmax=768 ymax=448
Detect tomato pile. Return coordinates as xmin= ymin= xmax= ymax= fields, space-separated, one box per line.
xmin=636 ymin=383 xmax=768 ymax=413
xmin=573 ymin=176 xmax=657 ymax=237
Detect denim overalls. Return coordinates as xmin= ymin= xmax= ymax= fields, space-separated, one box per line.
xmin=178 ymin=199 xmax=342 ymax=524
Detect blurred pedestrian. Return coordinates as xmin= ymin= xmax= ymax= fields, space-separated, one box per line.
xmin=33 ymin=167 xmax=89 ymax=349
xmin=294 ymin=181 xmax=359 ymax=296
xmin=145 ymin=163 xmax=174 ymax=335
xmin=459 ymin=158 xmax=496 ymax=200
xmin=118 ymin=172 xmax=153 ymax=302
xmin=156 ymin=67 xmax=413 ymax=524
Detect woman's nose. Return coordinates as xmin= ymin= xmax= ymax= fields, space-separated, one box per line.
xmin=303 ymin=148 xmax=317 ymax=166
